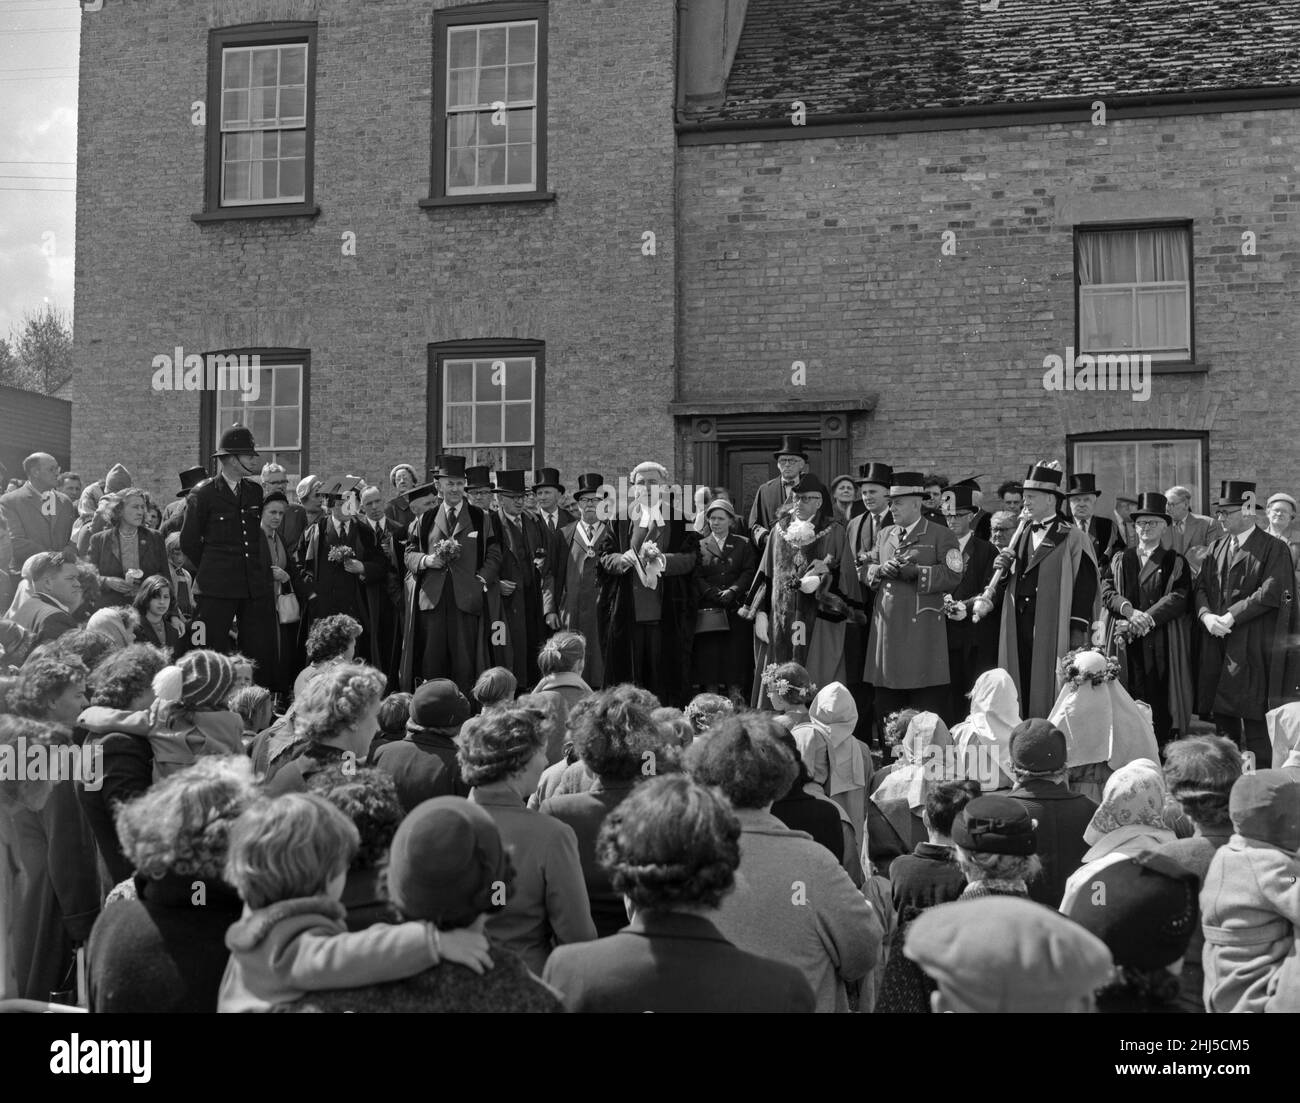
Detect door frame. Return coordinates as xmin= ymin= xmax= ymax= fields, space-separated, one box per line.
xmin=681 ymin=409 xmax=856 ymax=495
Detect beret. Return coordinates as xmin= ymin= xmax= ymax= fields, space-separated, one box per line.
xmin=951 ymin=794 xmax=1037 ymax=855
xmin=1009 ymin=718 xmax=1067 ymax=775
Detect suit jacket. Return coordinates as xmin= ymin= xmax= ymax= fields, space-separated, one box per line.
xmin=403 ymin=501 xmax=502 ymax=616
xmin=947 ymin=533 xmax=999 ymax=659
xmin=863 ymin=517 xmax=964 ymax=689
xmin=87 ymin=527 xmax=169 ymax=603
xmin=1101 ymin=545 xmax=1191 ymax=667
xmin=11 ymin=592 xmax=78 ymax=645
xmin=747 ymin=477 xmax=797 ymax=546
xmin=844 ymin=508 xmax=893 ymax=619
xmin=1162 ymin=512 xmax=1224 ymax=576
xmin=1073 ymin=515 xmax=1118 ymax=564
xmin=0 ymin=483 xmax=76 ymax=570
xmin=280 ymin=503 xmax=312 ymax=557
xmin=541 ymin=910 xmax=815 ymax=1013
xmin=970 ymin=508 xmax=993 ymax=542
xmin=179 ymin=476 xmax=271 ymax=600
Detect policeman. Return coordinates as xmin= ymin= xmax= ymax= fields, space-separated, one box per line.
xmin=179 ymin=424 xmax=276 ymax=685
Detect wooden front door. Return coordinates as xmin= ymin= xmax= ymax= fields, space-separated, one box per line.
xmin=726 ymin=445 xmax=823 ymax=519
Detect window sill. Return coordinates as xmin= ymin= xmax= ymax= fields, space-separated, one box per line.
xmin=1146 ymin=359 xmax=1205 ymax=374
xmin=191 ymin=204 xmax=321 ymax=224
xmin=419 ymin=191 xmax=556 ymax=209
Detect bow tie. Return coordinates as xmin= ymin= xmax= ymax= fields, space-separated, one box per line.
xmin=1031 ymin=522 xmax=1049 ymax=532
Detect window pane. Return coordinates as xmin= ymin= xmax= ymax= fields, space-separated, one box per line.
xmin=261 ymin=160 xmax=280 ymax=199
xmin=281 ymin=46 xmax=306 ymax=85
xmin=253 ymin=48 xmax=280 ymax=86
xmin=1073 ymin=439 xmax=1203 ymax=518
xmin=280 ymin=86 xmax=306 ymax=121
xmin=1079 ymin=288 xmax=1134 ymax=351
xmin=1136 ymin=288 xmax=1189 ymax=352
xmin=224 ymin=49 xmax=251 ymax=89
xmin=479 ymin=111 xmax=506 ymax=145
xmin=505 ymin=446 xmax=534 ymax=471
xmin=260 ymin=131 xmax=280 ymax=158
xmin=223 ymin=161 xmax=250 ymax=202
xmin=448 ymin=27 xmax=477 ymax=69
xmin=474 ymin=360 xmax=501 ymax=396
xmin=274 ymin=366 xmax=300 ymax=406
xmin=448 ymin=67 xmax=477 ymax=109
xmin=445 ymin=405 xmax=473 ymax=445
xmin=222 ymin=90 xmax=249 ymax=126
xmin=281 ymin=130 xmax=306 ymax=157
xmin=477 ymin=147 xmax=505 ymax=188
xmin=280 ymin=160 xmax=305 ymax=200
xmin=448 ymin=149 xmax=476 ymax=189
xmin=480 ymin=26 xmax=507 ymax=66
xmin=247 ymin=407 xmax=272 ymax=444
xmin=508 ymin=23 xmax=536 ymax=64
xmin=445 ymin=361 xmax=473 ymax=401
xmin=475 ymin=404 xmax=503 ymax=444
xmin=225 ymin=132 xmax=253 ymax=161
xmin=503 ymin=359 xmax=531 ymax=400
xmin=272 ymin=407 xmax=299 ymax=448
xmin=255 ymin=367 xmax=274 ymax=400
xmin=507 ymin=145 xmax=533 ymax=187
xmin=507 ymin=64 xmax=534 ymax=101
xmin=504 ymin=403 xmax=531 ymax=443
xmin=478 ymin=66 xmax=506 ymax=106
xmin=507 ymin=108 xmax=533 ymax=144
xmin=252 ymin=87 xmax=278 ymax=124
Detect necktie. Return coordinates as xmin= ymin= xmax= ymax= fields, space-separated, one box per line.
xmin=547 ymin=513 xmax=556 ymax=531
xmin=448 ymin=507 xmax=458 ymax=530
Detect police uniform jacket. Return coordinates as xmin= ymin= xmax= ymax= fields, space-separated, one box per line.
xmin=179 ymin=476 xmax=272 ymax=600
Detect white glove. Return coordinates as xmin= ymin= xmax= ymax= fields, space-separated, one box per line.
xmin=754 ymin=611 xmax=769 ymax=643
xmin=799 ymin=573 xmax=821 ymax=594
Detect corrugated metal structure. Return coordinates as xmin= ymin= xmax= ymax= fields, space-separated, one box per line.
xmin=0 ymin=386 xmax=72 ymax=484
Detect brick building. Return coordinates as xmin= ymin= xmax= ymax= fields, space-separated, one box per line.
xmin=74 ymin=0 xmax=1300 ymax=519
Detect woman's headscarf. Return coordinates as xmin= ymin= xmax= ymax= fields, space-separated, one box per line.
xmin=874 ymin=711 xmax=953 ymax=810
xmin=807 ymin=682 xmax=867 ymax=796
xmin=950 ymin=668 xmax=1021 ymax=788
xmin=1083 ymin=758 xmax=1167 ymax=845
xmin=1048 ymin=652 xmax=1159 ymax=770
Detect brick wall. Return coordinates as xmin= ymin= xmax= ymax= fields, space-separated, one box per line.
xmin=73 ymin=0 xmax=677 ymax=495
xmin=677 ymin=110 xmax=1300 ymax=497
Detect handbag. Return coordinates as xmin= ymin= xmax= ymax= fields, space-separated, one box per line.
xmin=277 ymin=589 xmax=301 ymax=625
xmin=695 ymin=607 xmax=730 ymax=634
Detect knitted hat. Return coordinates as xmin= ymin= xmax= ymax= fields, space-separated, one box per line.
xmin=1009 ymin=718 xmax=1067 ymax=775
xmin=153 ymin=649 xmax=236 ymax=711
xmin=951 ymin=794 xmax=1037 ymax=855
xmin=387 ymin=796 xmax=511 ymax=927
xmin=1064 ymin=852 xmax=1199 ymax=970
xmin=104 ymin=463 xmax=133 ymax=494
xmin=904 ymin=896 xmax=1114 ymax=1012
xmin=409 ymin=678 xmax=471 ymax=729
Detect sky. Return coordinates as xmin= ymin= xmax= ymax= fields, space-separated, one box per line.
xmin=0 ymin=0 xmax=79 ymax=343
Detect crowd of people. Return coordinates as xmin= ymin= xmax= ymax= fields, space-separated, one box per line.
xmin=1 ymin=425 xmax=1298 ymax=1013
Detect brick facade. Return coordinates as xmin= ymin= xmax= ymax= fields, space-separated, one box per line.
xmin=73 ymin=0 xmax=676 ymax=492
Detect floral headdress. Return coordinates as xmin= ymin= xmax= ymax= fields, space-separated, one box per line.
xmin=1056 ymin=647 xmax=1120 ymax=691
xmin=760 ymin=663 xmax=816 ymax=703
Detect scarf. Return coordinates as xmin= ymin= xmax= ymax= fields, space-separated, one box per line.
xmin=873 ymin=711 xmax=953 ymax=810
xmin=1083 ymin=758 xmax=1167 ymax=845
xmin=950 ymin=668 xmax=1021 ymax=787
xmin=1049 ymin=673 xmax=1160 ymax=771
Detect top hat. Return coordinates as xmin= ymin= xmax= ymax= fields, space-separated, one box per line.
xmin=493 ymin=469 xmax=527 ymax=495
xmin=953 ymin=476 xmax=984 ymax=493
xmin=533 ymin=467 xmax=565 ymax=493
xmin=1217 ymin=480 xmax=1257 ymax=509
xmin=855 ymin=462 xmax=893 ymax=488
xmin=213 ymin=424 xmax=260 ymax=458
xmin=1130 ymin=492 xmax=1172 ymax=525
xmin=176 ymin=465 xmax=209 ymax=497
xmin=463 ymin=465 xmax=493 ymax=491
xmin=888 ymin=471 xmax=927 ymax=498
xmin=1066 ymin=473 xmax=1101 ymax=498
xmin=433 ymin=455 xmax=468 ymax=480
xmin=573 ymin=472 xmax=605 ymax=499
xmin=773 ymin=435 xmax=808 ymax=460
xmin=941 ymin=486 xmax=976 ymax=514
xmin=1022 ymin=462 xmax=1065 ymax=496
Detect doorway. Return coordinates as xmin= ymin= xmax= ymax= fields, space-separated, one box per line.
xmin=724 ymin=443 xmax=823 ymax=519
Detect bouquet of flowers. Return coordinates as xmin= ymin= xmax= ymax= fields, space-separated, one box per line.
xmin=327 ymin=546 xmax=355 ymax=564
xmin=1056 ymin=647 xmax=1121 ymax=691
xmin=430 ymin=537 xmax=462 ymax=565
xmin=639 ymin=539 xmax=664 ymax=565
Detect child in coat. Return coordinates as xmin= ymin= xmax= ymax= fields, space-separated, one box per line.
xmin=1200 ymin=770 xmax=1300 ymax=1013
xmin=218 ymin=792 xmax=493 ymax=1012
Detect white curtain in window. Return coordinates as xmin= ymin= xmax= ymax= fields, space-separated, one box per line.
xmin=1077 ymin=228 xmax=1188 ymax=285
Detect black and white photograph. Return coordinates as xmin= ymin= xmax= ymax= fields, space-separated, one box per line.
xmin=1 ymin=0 xmax=1300 ymax=1055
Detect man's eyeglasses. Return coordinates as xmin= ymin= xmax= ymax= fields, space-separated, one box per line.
xmin=1213 ymin=508 xmax=1241 ymax=520
xmin=793 ymin=494 xmax=822 ymax=506
xmin=1133 ymin=519 xmax=1164 ymax=528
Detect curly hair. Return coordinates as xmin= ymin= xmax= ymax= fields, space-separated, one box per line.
xmin=762 ymin=661 xmax=816 ymax=705
xmin=1163 ymin=735 xmax=1242 ymax=830
xmin=48 ymin=628 xmax=117 ymax=672
xmin=537 ymin=630 xmax=586 ymax=675
xmin=294 ymin=662 xmax=387 ymax=746
xmin=308 ymin=765 xmax=403 ymax=871
xmin=87 ymin=643 xmax=168 ymax=709
xmin=227 ymin=684 xmax=273 ymax=731
xmin=74 ymin=562 xmax=102 ymax=611
xmin=597 ymin=774 xmax=741 ymax=912
xmin=304 ymin=614 xmax=363 ymax=664
xmin=685 ymin=711 xmax=799 ymax=810
xmin=131 ymin=574 xmax=172 ymax=619
xmin=106 ymin=487 xmax=149 ymax=528
xmin=457 ymin=706 xmax=546 ymax=787
xmin=955 ymin=846 xmax=1043 ymax=886
xmin=224 ymin=793 xmax=360 ymax=909
xmin=684 ymin=693 xmax=734 ymax=735
xmin=115 ymin=755 xmax=258 ymax=883
xmin=568 ymin=684 xmax=663 ymax=783
xmin=9 ymin=655 xmax=87 ymax=718
xmin=377 ymin=692 xmax=411 ymax=737
xmin=514 ymin=691 xmax=566 ymax=764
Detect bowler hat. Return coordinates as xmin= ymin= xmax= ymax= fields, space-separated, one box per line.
xmin=1217 ymin=480 xmax=1258 ymax=509
xmin=1066 ymin=473 xmax=1101 ymax=498
xmin=434 ymin=454 xmax=467 ymax=480
xmin=855 ymin=462 xmax=893 ymax=488
xmin=410 ymin=678 xmax=471 ymax=729
xmin=573 ymin=472 xmax=604 ymax=499
xmin=213 ymin=424 xmax=259 ymax=458
xmin=463 ymin=465 xmax=493 ymax=491
xmin=387 ymin=796 xmax=512 ymax=928
xmin=952 ymin=795 xmax=1037 ymax=855
xmin=773 ymin=435 xmax=807 ymax=460
xmin=941 ymin=486 xmax=976 ymax=514
xmin=493 ymin=469 xmax=527 ymax=495
xmin=704 ymin=497 xmax=740 ymax=520
xmin=1065 ymin=852 xmax=1198 ymax=970
xmin=1130 ymin=492 xmax=1171 ymax=525
xmin=1022 ymin=462 xmax=1065 ymax=496
xmin=533 ymin=467 xmax=565 ymax=493
xmin=888 ymin=471 xmax=927 ymax=498
xmin=176 ymin=466 xmax=209 ymax=497
xmin=1009 ymin=718 xmax=1067 ymax=775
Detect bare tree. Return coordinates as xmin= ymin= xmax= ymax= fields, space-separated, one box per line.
xmin=8 ymin=304 xmax=73 ymax=394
